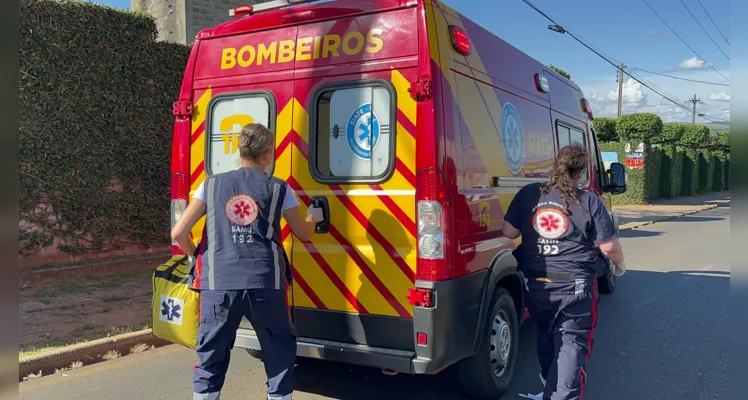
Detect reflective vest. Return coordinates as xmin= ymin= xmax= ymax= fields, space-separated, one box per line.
xmin=191 ymin=167 xmax=289 ymax=291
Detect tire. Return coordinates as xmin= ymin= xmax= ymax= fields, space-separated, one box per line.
xmin=245 ymin=348 xmax=263 ymax=361
xmin=457 ymin=287 xmax=519 ymax=399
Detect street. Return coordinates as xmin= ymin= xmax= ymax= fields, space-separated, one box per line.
xmin=20 ymin=202 xmax=730 ymax=400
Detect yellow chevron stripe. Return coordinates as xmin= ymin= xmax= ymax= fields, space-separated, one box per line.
xmin=392 ymin=70 xmax=416 ymax=125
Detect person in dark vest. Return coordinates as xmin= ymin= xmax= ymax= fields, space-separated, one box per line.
xmin=171 ymin=123 xmax=324 ymax=400
xmin=502 ymin=143 xmax=626 ymax=400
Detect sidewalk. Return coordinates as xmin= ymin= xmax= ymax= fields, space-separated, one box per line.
xmin=614 ymin=192 xmax=729 ymax=230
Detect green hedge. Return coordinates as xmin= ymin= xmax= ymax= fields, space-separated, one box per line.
xmin=681 ymin=150 xmax=700 ymax=197
xmin=699 ymin=151 xmax=714 ymax=194
xmin=725 ymin=161 xmax=730 ymax=190
xmin=600 ymin=141 xmax=661 ymax=205
xmin=19 ymin=0 xmax=191 ymax=255
xmin=712 ymin=160 xmax=724 ymax=192
xmin=593 ymin=117 xmax=618 ymax=142
xmin=616 ymin=113 xmax=664 ymax=143
xmin=660 ymin=145 xmax=684 ymax=199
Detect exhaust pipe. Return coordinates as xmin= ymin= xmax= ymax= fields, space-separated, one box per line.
xmin=382 ymin=369 xmax=398 ymax=376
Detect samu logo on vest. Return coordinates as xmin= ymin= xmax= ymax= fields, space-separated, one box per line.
xmin=500 ymin=102 xmax=525 ymax=175
xmin=533 ymin=208 xmax=569 ymax=239
xmin=226 ymin=194 xmax=259 ymax=226
xmin=347 ymin=103 xmax=380 ymax=160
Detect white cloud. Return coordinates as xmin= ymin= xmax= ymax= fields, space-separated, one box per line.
xmin=709 ymin=92 xmax=731 ymax=102
xmin=676 ymin=57 xmax=713 ymax=70
xmin=576 ymin=68 xmax=731 ymax=124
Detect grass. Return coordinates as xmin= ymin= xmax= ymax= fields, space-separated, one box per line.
xmin=19 ymin=323 xmax=151 ymax=360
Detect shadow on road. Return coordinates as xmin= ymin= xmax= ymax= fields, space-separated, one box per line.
xmin=289 ymin=267 xmax=728 ymax=400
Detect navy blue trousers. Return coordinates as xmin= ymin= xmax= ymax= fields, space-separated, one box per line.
xmin=524 ymin=277 xmax=599 ymax=400
xmin=193 ymin=289 xmax=296 ymax=400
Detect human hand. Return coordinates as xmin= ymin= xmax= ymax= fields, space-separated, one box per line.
xmin=306 ymin=206 xmax=324 ymax=223
xmin=614 ymin=261 xmax=626 ymax=277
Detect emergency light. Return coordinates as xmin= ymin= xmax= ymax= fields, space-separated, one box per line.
xmin=581 ymin=98 xmax=594 ymax=120
xmin=229 ymin=0 xmax=320 ymax=17
xmin=449 ymin=26 xmax=471 ymax=56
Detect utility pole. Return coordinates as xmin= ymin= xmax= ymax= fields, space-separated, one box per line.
xmin=617 ymin=62 xmax=625 ymax=118
xmin=687 ymin=94 xmax=704 ymax=125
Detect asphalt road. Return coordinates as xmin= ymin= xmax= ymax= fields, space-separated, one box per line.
xmin=20 ymin=203 xmax=730 ymax=400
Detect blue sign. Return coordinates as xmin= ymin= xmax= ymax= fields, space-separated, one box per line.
xmin=500 ymin=102 xmax=525 ymax=175
xmin=347 ymin=103 xmax=380 ymax=160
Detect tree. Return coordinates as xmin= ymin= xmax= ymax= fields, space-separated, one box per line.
xmin=548 ymin=64 xmax=571 ymax=80
xmin=593 ymin=117 xmax=618 ymax=142
xmin=615 ymin=113 xmax=664 ymax=143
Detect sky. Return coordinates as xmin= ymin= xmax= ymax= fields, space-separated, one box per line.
xmin=100 ymin=0 xmax=731 ymax=124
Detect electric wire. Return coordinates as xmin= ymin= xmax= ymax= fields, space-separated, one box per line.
xmin=631 ymin=67 xmax=730 ymax=86
xmin=696 ymin=0 xmax=729 ymax=45
xmin=520 ymin=0 xmax=726 ymax=124
xmin=677 ymin=0 xmax=729 ymax=60
xmin=641 ymin=0 xmax=729 ymax=81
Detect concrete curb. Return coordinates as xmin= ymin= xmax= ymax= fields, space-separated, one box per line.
xmin=19 ymin=329 xmax=171 ymax=379
xmin=618 ymin=203 xmax=720 ymax=232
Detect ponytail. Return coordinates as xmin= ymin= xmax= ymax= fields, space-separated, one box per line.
xmin=542 ymin=143 xmax=588 ymax=213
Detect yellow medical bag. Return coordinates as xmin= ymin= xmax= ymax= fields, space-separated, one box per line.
xmin=152 ymin=255 xmax=200 ymax=349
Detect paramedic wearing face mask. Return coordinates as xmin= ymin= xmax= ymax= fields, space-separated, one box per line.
xmin=171 ymin=123 xmax=324 ymax=400
xmin=502 ymin=144 xmax=626 ymax=400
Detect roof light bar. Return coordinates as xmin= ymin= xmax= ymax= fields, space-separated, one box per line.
xmin=229 ymin=0 xmax=319 ymax=16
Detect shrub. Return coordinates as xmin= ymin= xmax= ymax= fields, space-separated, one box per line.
xmin=712 ymin=160 xmax=724 ymax=192
xmin=593 ymin=117 xmax=618 ymax=142
xmin=616 ymin=113 xmax=664 ymax=143
xmin=660 ymin=145 xmax=684 ymax=199
xmin=656 ymin=123 xmax=687 ymax=145
xmin=681 ymin=149 xmax=700 ymax=196
xmin=19 ymin=0 xmax=191 ymax=256
xmin=600 ymin=141 xmax=660 ymax=205
xmin=678 ymin=125 xmax=711 ymax=150
xmin=699 ymin=151 xmax=714 ymax=194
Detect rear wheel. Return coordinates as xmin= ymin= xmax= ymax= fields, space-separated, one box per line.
xmin=244 ymin=348 xmax=263 ymax=361
xmin=457 ymin=287 xmax=519 ymax=399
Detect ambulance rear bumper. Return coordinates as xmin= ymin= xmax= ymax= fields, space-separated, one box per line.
xmin=235 ymin=332 xmax=417 ymax=373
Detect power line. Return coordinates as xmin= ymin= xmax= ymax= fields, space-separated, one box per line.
xmin=641 ymin=0 xmax=729 ymax=82
xmin=520 ymin=0 xmax=725 ymax=124
xmin=677 ymin=0 xmax=729 ymax=60
xmin=631 ymin=67 xmax=730 ymax=86
xmin=696 ymin=0 xmax=729 ymax=45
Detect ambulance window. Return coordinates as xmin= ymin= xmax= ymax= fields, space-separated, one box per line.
xmin=206 ymin=93 xmax=274 ymax=176
xmin=311 ymin=82 xmax=395 ymax=182
xmin=556 ymin=122 xmax=589 ymax=184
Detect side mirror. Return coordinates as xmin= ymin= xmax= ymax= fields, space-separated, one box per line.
xmin=606 ymin=162 xmax=627 ymax=195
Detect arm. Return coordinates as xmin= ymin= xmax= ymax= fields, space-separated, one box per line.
xmin=502 ymin=221 xmax=521 ymax=240
xmin=599 ymin=239 xmax=625 ymax=266
xmin=281 ymin=186 xmax=323 ymax=242
xmin=170 ymin=199 xmax=206 ymax=256
xmin=502 ymin=186 xmax=527 ymax=240
xmin=590 ymin=197 xmax=626 ymax=268
xmin=283 ymin=206 xmax=316 ymax=242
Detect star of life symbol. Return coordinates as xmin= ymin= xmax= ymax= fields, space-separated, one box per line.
xmin=533 ymin=208 xmax=569 ymax=239
xmin=225 ymin=194 xmax=259 ymax=226
xmin=159 ymin=295 xmax=184 ymax=326
xmin=500 ymin=102 xmax=525 ymax=175
xmin=347 ymin=103 xmax=381 ymax=160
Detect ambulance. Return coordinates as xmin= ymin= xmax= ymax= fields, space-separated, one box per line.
xmin=169 ymin=0 xmax=627 ymax=397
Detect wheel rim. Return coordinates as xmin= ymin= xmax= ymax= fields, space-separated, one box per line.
xmin=489 ymin=309 xmax=512 ymax=378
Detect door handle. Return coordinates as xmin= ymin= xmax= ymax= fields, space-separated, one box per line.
xmin=311 ymin=196 xmax=330 ymax=234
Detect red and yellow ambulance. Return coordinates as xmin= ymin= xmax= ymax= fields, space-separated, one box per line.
xmin=169 ymin=0 xmax=626 ymax=397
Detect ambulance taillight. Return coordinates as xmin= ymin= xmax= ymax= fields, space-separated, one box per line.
xmin=170 ymin=173 xmax=189 ymax=255
xmin=581 ymin=98 xmax=594 ymax=120
xmin=416 ymin=167 xmax=450 ymax=281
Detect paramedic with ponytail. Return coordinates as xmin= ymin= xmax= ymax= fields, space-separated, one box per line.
xmin=502 ymin=143 xmax=625 ymax=400
xmin=171 ymin=123 xmax=324 ymax=400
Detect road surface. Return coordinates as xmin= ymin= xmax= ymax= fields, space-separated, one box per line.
xmin=20 ymin=203 xmax=730 ymax=400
